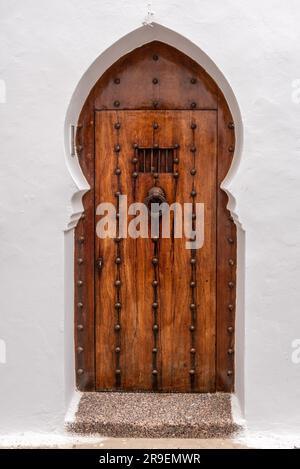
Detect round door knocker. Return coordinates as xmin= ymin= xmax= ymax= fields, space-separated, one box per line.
xmin=144 ymin=186 xmax=167 ymax=218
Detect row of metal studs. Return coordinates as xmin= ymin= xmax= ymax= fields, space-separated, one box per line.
xmin=151 ymin=121 xmax=159 ymax=388
xmin=226 ymin=121 xmax=235 ymax=379
xmin=114 ymin=118 xmax=122 ymax=386
xmin=189 ymin=119 xmax=198 ymax=388
xmin=113 ymin=100 xmax=199 ymax=110
xmin=76 ymin=214 xmax=85 ymax=378
xmin=112 ymin=52 xmax=199 ymax=110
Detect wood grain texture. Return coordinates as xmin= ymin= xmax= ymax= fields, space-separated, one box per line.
xmin=94 ymin=111 xmax=217 ymax=392
xmin=216 ymin=95 xmax=236 ymax=391
xmin=74 ymin=41 xmax=236 ymax=392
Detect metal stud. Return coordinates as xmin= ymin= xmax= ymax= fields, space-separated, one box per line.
xmin=190 ymin=168 xmax=197 ymax=175
xmin=227 ymin=237 xmax=234 ymax=244
xmin=190 ymin=325 xmax=195 ymax=331
xmin=228 ymin=348 xmax=234 ymax=355
xmin=228 ymin=122 xmax=235 ymax=129
xmin=114 ymin=144 xmax=121 ymax=152
xmin=152 ymin=302 xmax=158 ymax=309
xmin=191 ymin=102 xmax=197 ymax=109
xmin=152 ymin=257 xmax=159 ymax=265
xmin=152 ymin=122 xmax=159 ymax=129
xmin=153 ymin=143 xmax=159 ymax=148
xmin=174 ymin=143 xmax=180 ymax=149
xmin=228 ymin=146 xmax=235 ymax=153
xmin=191 ymin=123 xmax=197 ymax=130
xmin=190 ymin=146 xmax=196 ymax=153
xmin=190 ymin=348 xmax=196 ymax=354
xmin=192 ymin=213 xmax=196 ymax=220
xmin=190 ymin=258 xmax=196 ymax=265
xmin=227 ymin=326 xmax=233 ymax=333
xmin=132 ymin=172 xmax=138 ymax=178
xmin=114 ymin=122 xmax=121 ymax=130
xmin=153 ymin=324 xmax=159 ymax=331
xmin=77 ymin=302 xmax=83 ymax=309
xmin=227 ymin=370 xmax=233 ymax=376
xmin=152 ymin=369 xmax=158 ymax=375
xmin=115 ymin=302 xmax=122 ymax=309
xmin=228 ymin=259 xmax=235 ymax=266
xmin=77 ymin=346 xmax=84 ymax=353
xmin=228 ymin=281 xmax=234 ymax=288
xmin=115 ymin=257 xmax=121 ymax=264
xmin=115 ymin=369 xmax=121 ymax=375
xmin=115 ymin=279 xmax=121 ymax=287
xmin=115 ymin=191 xmax=121 ymax=197
xmin=115 ymin=324 xmax=121 ymax=331
xmin=152 ymin=279 xmax=158 ymax=287
xmin=77 ymin=324 xmax=84 ymax=331
xmin=114 ymin=78 xmax=120 ymax=84
xmin=77 ymin=258 xmax=83 ymax=264
xmin=152 ymin=236 xmax=159 ymax=243
xmin=153 ymin=172 xmax=159 ymax=179
xmin=190 ymin=281 xmax=196 ymax=288
xmin=152 ymin=78 xmax=159 ymax=84
xmin=79 ymin=236 xmax=85 ymax=243
xmin=132 ymin=157 xmax=138 ymax=164
xmin=173 ymin=157 xmax=179 ymax=164
xmin=115 ymin=347 xmax=121 ymax=353
xmin=133 ymin=142 xmax=139 ymax=149
xmin=153 ymin=54 xmax=159 ymax=61
xmin=115 ymin=168 xmax=121 ymax=176
xmin=77 ymin=280 xmax=83 ymax=287
xmin=228 ymin=304 xmax=234 ymax=311
xmin=114 ymin=100 xmax=120 ymax=107
xmin=77 ymin=368 xmax=84 ymax=375
xmin=173 ymin=172 xmax=179 ymax=179
xmin=189 ymin=369 xmax=195 ymax=375
xmin=190 ymin=303 xmax=196 ymax=310
xmin=152 ymin=348 xmax=158 ymax=353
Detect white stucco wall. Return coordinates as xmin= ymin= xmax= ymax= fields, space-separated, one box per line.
xmin=0 ymin=0 xmax=300 ymax=438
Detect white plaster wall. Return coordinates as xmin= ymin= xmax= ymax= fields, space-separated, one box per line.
xmin=0 ymin=0 xmax=300 ymax=437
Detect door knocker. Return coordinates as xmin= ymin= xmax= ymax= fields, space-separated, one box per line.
xmin=144 ymin=186 xmax=167 ymax=217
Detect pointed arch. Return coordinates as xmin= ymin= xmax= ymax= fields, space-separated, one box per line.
xmin=64 ymin=24 xmax=244 ymax=405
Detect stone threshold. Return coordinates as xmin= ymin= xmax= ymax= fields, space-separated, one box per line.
xmin=67 ymin=392 xmax=241 ymax=439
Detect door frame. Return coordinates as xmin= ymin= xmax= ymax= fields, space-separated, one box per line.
xmin=73 ymin=41 xmax=236 ymax=392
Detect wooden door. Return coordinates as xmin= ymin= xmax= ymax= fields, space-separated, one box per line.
xmin=95 ymin=110 xmax=217 ymax=392
xmin=74 ymin=41 xmax=236 ymax=393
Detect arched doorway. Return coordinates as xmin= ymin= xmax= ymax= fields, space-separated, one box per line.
xmin=74 ymin=41 xmax=236 ymax=393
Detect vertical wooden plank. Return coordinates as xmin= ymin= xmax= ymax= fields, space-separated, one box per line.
xmin=118 ymin=111 xmax=154 ymax=390
xmin=74 ymin=107 xmax=95 ymax=391
xmin=192 ymin=111 xmax=217 ymax=392
xmin=158 ymin=111 xmax=190 ymax=392
xmin=95 ymin=111 xmax=119 ymax=390
xmin=216 ymin=95 xmax=236 ymax=391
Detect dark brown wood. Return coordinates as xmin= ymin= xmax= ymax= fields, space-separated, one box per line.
xmin=74 ymin=41 xmax=236 ymax=392
xmin=216 ymin=94 xmax=236 ymax=391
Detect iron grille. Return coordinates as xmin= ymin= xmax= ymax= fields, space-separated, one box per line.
xmin=137 ymin=147 xmax=175 ymax=173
